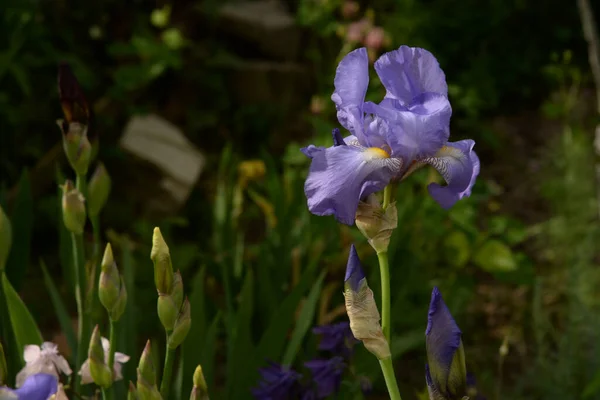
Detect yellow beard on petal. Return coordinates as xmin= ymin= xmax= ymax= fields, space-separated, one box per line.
xmin=364 ymin=147 xmax=390 ymax=160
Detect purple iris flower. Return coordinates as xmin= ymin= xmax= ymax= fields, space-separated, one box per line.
xmin=302 ymin=46 xmax=480 ymax=225
xmin=252 ymin=361 xmax=304 ymax=400
xmin=425 ymin=287 xmax=467 ymax=400
xmin=312 ymin=321 xmax=358 ymax=358
xmin=0 ymin=373 xmax=58 ymax=400
xmin=304 ymin=356 xmax=346 ymax=399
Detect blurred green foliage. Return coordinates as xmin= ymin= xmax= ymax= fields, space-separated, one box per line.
xmin=1 ymin=0 xmax=600 ymax=399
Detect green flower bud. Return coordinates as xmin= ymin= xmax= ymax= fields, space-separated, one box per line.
xmin=61 ymin=180 xmax=86 ymax=234
xmin=355 ymin=195 xmax=397 ymax=254
xmin=58 ymin=121 xmax=92 ymax=176
xmin=0 ymin=205 xmax=11 ymax=272
xmin=138 ymin=340 xmax=156 ymax=386
xmin=109 ymin=276 xmax=128 ymax=321
xmin=157 ymin=293 xmax=179 ymax=331
xmin=127 ymin=381 xmax=138 ymax=400
xmin=0 ymin=342 xmax=7 ymax=385
xmin=99 ymin=243 xmax=120 ymax=312
xmin=171 ymin=271 xmax=184 ymax=311
xmin=88 ymin=325 xmax=112 ymax=388
xmin=190 ymin=365 xmax=209 ymax=400
xmin=136 ymin=368 xmax=162 ymax=400
xmin=168 ymin=298 xmax=191 ymax=349
xmin=88 ymin=162 xmax=111 ymax=217
xmin=151 ymin=227 xmax=173 ymax=294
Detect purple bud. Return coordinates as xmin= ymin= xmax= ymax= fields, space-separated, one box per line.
xmin=344 ymin=245 xmax=365 ymax=292
xmin=331 ymin=128 xmax=346 ymax=147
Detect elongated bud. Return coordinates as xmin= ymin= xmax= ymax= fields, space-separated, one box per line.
xmin=171 ymin=271 xmax=184 ymax=311
xmin=89 ymin=325 xmax=112 ymax=388
xmin=190 ymin=365 xmax=209 ymax=400
xmin=137 ymin=341 xmax=161 ymax=400
xmin=99 ymin=243 xmax=120 ymax=311
xmin=168 ymin=298 xmax=191 ymax=349
xmin=0 ymin=342 xmax=7 ymax=385
xmin=343 ymin=245 xmax=390 ymax=360
xmin=355 ymin=195 xmax=397 ymax=254
xmin=151 ymin=227 xmax=173 ymax=294
xmin=61 ymin=180 xmax=86 ymax=234
xmin=109 ymin=276 xmax=128 ymax=321
xmin=58 ymin=121 xmax=93 ymax=176
xmin=128 ymin=381 xmax=138 ymax=400
xmin=0 ymin=205 xmax=11 ymax=272
xmin=88 ymin=163 xmax=111 ymax=217
xmin=157 ymin=293 xmax=179 ymax=331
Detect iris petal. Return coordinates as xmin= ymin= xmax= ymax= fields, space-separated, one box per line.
xmin=302 ymin=145 xmax=397 ymax=225
xmin=375 ymin=46 xmax=448 ymax=104
xmin=425 ymin=140 xmax=480 ymax=209
xmin=331 ymin=48 xmax=370 ymax=145
xmin=14 ymin=374 xmax=58 ymax=400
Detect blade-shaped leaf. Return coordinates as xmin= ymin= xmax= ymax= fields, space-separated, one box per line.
xmin=182 ymin=266 xmax=207 ymax=396
xmin=40 ymin=260 xmax=76 ymax=357
xmin=2 ymin=273 xmax=43 ymax=360
xmin=200 ymin=311 xmax=221 ymax=395
xmin=6 ymin=170 xmax=33 ymax=290
xmin=282 ymin=270 xmax=326 ymax=366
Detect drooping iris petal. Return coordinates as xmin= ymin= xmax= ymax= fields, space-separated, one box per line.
xmin=252 ymin=361 xmax=303 ymax=400
xmin=10 ymin=373 xmax=58 ymax=400
xmin=375 ymin=46 xmax=448 ymax=104
xmin=304 ymin=357 xmax=346 ymax=399
xmin=364 ymin=93 xmax=451 ymax=160
xmin=302 ymin=145 xmax=397 ymax=225
xmin=331 ymin=48 xmax=370 ymax=145
xmin=425 ymin=287 xmax=467 ymax=399
xmin=425 ymin=139 xmax=480 ymax=209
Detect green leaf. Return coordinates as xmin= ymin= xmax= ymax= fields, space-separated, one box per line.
xmin=473 ymin=239 xmax=518 ymax=272
xmin=282 ymin=270 xmax=326 ymax=366
xmin=200 ymin=312 xmax=221 ymax=395
xmin=40 ymin=260 xmax=76 ymax=357
xmin=2 ymin=273 xmax=43 ymax=360
xmin=583 ymin=368 xmax=600 ymax=398
xmin=443 ymin=230 xmax=471 ymax=268
xmin=6 ymin=170 xmax=33 ymax=290
xmin=56 ymin=166 xmax=74 ymax=293
xmin=227 ymin=270 xmax=257 ymax=400
xmin=257 ymin=259 xmax=317 ymax=361
xmin=182 ymin=267 xmax=207 ymax=396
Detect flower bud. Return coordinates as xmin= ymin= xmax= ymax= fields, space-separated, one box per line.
xmin=127 ymin=381 xmax=138 ymax=400
xmin=343 ymin=245 xmax=390 ymax=360
xmin=137 ymin=341 xmax=161 ymax=400
xmin=61 ymin=180 xmax=86 ymax=234
xmin=151 ymin=227 xmax=173 ymax=294
xmin=58 ymin=121 xmax=93 ymax=176
xmin=157 ymin=293 xmax=179 ymax=331
xmin=88 ymin=163 xmax=111 ymax=217
xmin=355 ymin=195 xmax=397 ymax=254
xmin=171 ymin=271 xmax=184 ymax=311
xmin=99 ymin=243 xmax=120 ymax=312
xmin=136 ymin=368 xmax=162 ymax=400
xmin=168 ymin=298 xmax=191 ymax=349
xmin=190 ymin=365 xmax=209 ymax=400
xmin=0 ymin=341 xmax=7 ymax=385
xmin=109 ymin=276 xmax=128 ymax=321
xmin=0 ymin=204 xmax=11 ymax=272
xmin=88 ymin=325 xmax=112 ymax=388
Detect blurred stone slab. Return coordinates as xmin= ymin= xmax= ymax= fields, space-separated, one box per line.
xmin=119 ymin=114 xmax=205 ymax=212
xmin=218 ymin=0 xmax=301 ymax=61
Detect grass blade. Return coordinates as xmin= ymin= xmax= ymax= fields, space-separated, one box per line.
xmin=182 ymin=266 xmax=207 ymax=396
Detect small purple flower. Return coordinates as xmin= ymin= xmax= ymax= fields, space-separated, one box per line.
xmin=0 ymin=373 xmax=59 ymax=400
xmin=252 ymin=361 xmax=304 ymax=400
xmin=312 ymin=322 xmax=358 ymax=358
xmin=302 ymin=46 xmax=480 ymax=225
xmin=304 ymin=356 xmax=346 ymax=399
xmin=425 ymin=287 xmax=467 ymax=400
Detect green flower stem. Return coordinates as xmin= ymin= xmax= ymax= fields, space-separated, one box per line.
xmin=108 ymin=319 xmax=117 ymax=381
xmin=160 ymin=331 xmax=176 ymax=399
xmin=379 ymin=357 xmax=402 ymax=400
xmin=101 ymin=387 xmax=113 ymax=400
xmin=376 ymin=251 xmax=391 ymax=341
xmin=383 ymin=185 xmax=393 ymax=210
xmin=72 ymin=232 xmax=89 ymax=393
xmin=76 ymin=174 xmax=87 ymax=200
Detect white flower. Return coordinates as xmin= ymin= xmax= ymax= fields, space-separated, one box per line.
xmin=15 ymin=342 xmax=72 ymax=387
xmin=78 ymin=337 xmax=130 ymax=385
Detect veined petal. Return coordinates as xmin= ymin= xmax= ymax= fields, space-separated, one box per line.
xmin=13 ymin=374 xmax=58 ymax=400
xmin=303 ymin=145 xmax=398 ymax=225
xmin=364 ymin=97 xmax=451 ymax=160
xmin=426 ymin=287 xmax=466 ymax=399
xmin=331 ymin=48 xmax=370 ymax=145
xmin=425 ymin=140 xmax=480 ymax=209
xmin=375 ymin=46 xmax=448 ymax=104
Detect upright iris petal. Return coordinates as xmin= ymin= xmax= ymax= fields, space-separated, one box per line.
xmin=425 ymin=287 xmax=467 ymax=400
